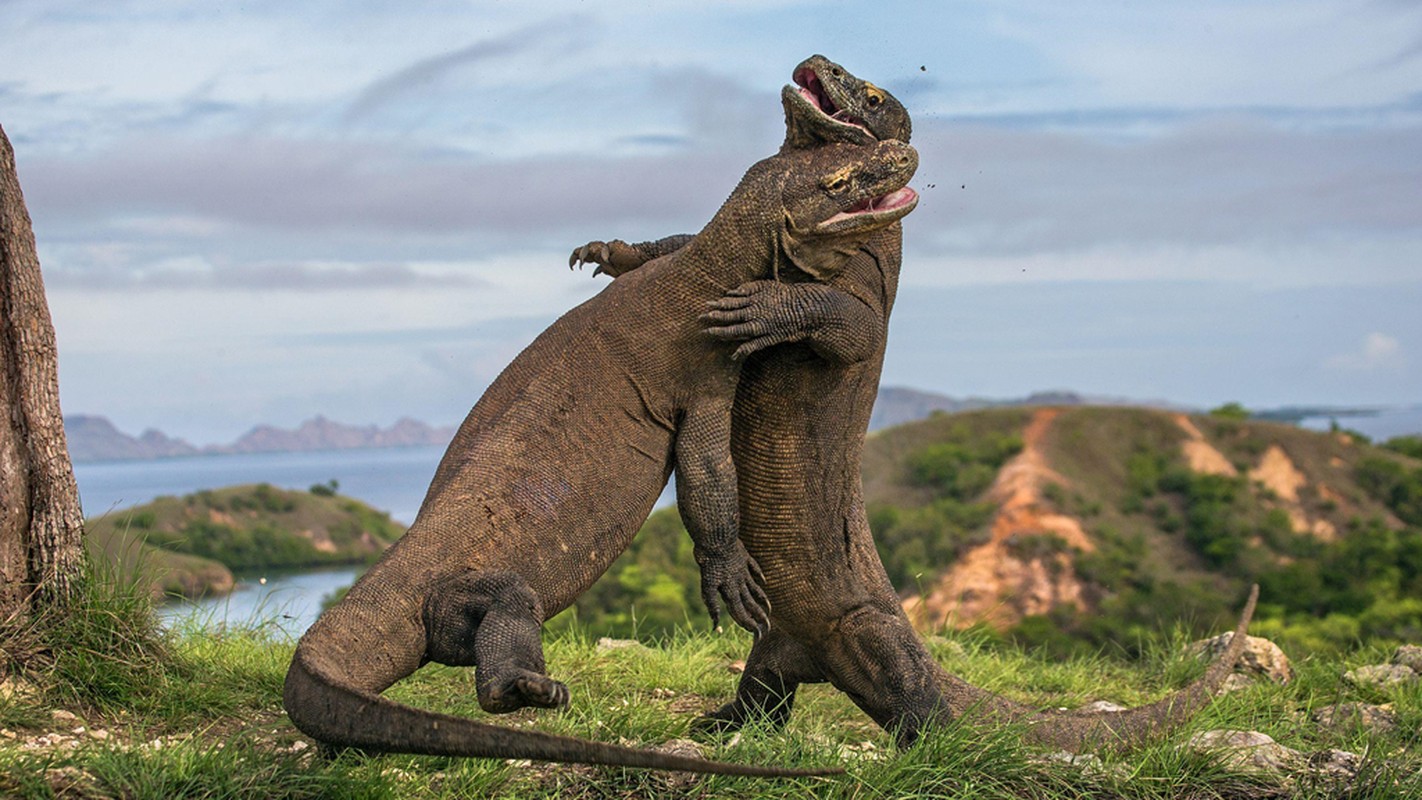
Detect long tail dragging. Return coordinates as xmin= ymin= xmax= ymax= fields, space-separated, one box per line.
xmin=936 ymin=584 xmax=1261 ymax=752
xmin=283 ymin=649 xmax=843 ymax=777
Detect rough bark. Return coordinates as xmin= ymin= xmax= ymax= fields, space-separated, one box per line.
xmin=0 ymin=122 xmax=86 ymax=619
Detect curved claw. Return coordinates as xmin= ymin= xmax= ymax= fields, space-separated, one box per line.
xmin=706 ymin=294 xmax=756 ymax=312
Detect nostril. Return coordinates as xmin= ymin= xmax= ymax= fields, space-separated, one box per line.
xmin=830 ymin=68 xmax=842 ymax=77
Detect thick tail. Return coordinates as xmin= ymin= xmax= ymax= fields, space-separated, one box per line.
xmin=283 ymin=647 xmax=842 ymax=777
xmin=935 ymin=584 xmax=1260 ymax=752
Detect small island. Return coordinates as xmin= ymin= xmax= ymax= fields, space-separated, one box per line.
xmin=84 ymin=482 xmax=403 ymax=600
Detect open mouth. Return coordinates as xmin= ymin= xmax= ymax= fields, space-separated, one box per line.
xmin=793 ymin=67 xmax=868 ymax=131
xmin=818 ymin=186 xmax=919 ymax=230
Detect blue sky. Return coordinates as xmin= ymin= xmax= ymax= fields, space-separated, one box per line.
xmin=3 ymin=0 xmax=1419 ymax=442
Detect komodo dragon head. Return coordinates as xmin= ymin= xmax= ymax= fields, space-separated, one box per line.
xmin=773 ymin=139 xmax=919 ymax=281
xmin=783 ymin=54 xmax=911 ymax=148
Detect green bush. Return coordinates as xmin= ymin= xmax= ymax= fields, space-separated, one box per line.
xmin=146 ymin=519 xmax=322 ymax=571
xmin=1383 ymin=434 xmax=1422 ymax=460
xmin=905 ymin=428 xmax=1022 ymax=498
xmin=1209 ymin=402 xmax=1251 ymax=420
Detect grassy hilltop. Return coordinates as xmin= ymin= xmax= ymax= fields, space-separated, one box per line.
xmin=84 ymin=483 xmax=403 ymax=600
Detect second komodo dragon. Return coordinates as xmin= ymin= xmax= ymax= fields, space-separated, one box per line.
xmin=574 ymin=54 xmax=1260 ymax=754
xmin=283 ymin=138 xmax=920 ymax=775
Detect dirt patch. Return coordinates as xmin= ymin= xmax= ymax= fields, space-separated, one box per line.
xmin=1247 ymin=445 xmax=1337 ymax=542
xmin=292 ymin=528 xmax=339 ymax=554
xmin=1250 ymin=445 xmax=1306 ymax=504
xmin=1174 ymin=415 xmax=1238 ymax=477
xmin=904 ymin=408 xmax=1093 ymax=630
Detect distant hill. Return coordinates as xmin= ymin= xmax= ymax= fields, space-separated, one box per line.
xmin=866 ymin=387 xmax=1148 ymax=430
xmin=86 ymin=483 xmax=404 ymax=599
xmin=65 ymin=415 xmax=200 ymax=461
xmin=554 ymin=404 xmax=1422 ymax=656
xmin=64 ymin=414 xmax=458 ymax=462
xmin=221 ymin=415 xmax=457 ymax=454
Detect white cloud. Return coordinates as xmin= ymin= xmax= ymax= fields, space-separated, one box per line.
xmin=1325 ymin=332 xmax=1406 ymax=371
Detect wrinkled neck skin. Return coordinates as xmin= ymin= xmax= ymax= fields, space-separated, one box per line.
xmin=674 ymin=159 xmax=793 ymax=288
xmin=781 ymin=89 xmax=877 ymax=152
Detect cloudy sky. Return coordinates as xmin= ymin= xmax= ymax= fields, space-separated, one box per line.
xmin=4 ymin=0 xmax=1419 ymax=443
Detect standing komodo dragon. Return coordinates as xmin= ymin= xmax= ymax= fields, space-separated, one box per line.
xmin=283 ymin=138 xmax=921 ymax=775
xmin=573 ymin=54 xmax=1259 ymax=753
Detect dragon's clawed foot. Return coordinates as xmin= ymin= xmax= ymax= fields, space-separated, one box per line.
xmin=688 ymin=707 xmax=744 ymax=739
xmin=697 ymin=543 xmax=771 ymax=638
xmin=480 ymin=671 xmax=570 ymax=713
xmin=515 ymin=674 xmax=570 ymax=709
xmin=568 ymin=239 xmax=643 ymax=278
xmin=701 ymin=280 xmax=813 ymax=360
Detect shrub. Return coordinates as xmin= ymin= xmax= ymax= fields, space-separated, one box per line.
xmin=1209 ymin=402 xmax=1251 ymax=420
xmin=1382 ymin=434 xmax=1422 ymax=460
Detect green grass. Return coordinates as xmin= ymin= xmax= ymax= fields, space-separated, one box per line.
xmin=3 ymin=576 xmax=1420 ymax=799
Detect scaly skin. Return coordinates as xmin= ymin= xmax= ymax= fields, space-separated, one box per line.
xmin=283 ymin=139 xmax=920 ymax=776
xmin=574 ymin=55 xmax=1260 ymax=753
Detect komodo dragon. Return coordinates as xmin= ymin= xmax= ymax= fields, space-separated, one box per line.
xmin=283 ymin=138 xmax=921 ymax=776
xmin=573 ymin=54 xmax=1259 ymax=753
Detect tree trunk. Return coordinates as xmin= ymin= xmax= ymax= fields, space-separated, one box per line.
xmin=0 ymin=122 xmax=86 ymax=619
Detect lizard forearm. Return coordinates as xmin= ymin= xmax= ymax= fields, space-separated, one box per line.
xmin=569 ymin=234 xmax=696 ymax=277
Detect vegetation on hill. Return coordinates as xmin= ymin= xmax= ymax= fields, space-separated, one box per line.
xmin=84 ymin=483 xmax=403 ymax=599
xmin=558 ymin=406 xmax=1422 ymax=661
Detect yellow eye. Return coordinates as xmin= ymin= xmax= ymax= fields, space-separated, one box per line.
xmin=865 ymin=84 xmax=886 ymax=108
xmin=822 ymin=167 xmax=853 ymax=193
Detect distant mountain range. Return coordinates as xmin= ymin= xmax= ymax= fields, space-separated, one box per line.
xmin=65 ymin=414 xmax=458 ymax=463
xmin=63 ymin=387 xmax=1416 ymax=463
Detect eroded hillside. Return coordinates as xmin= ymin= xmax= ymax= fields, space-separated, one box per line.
xmin=865 ymin=405 xmax=1422 ymax=652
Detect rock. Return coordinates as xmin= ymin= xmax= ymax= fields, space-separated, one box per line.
xmin=1189 ymin=633 xmax=1292 ymax=683
xmin=1035 ymin=751 xmax=1129 ymax=780
xmin=1392 ymin=644 xmax=1422 ymax=674
xmin=1078 ymin=700 xmax=1127 ymax=713
xmin=653 ymin=738 xmax=705 ymax=759
xmin=0 ymin=678 xmax=37 ymax=701
xmin=596 ymin=637 xmax=646 ymax=652
xmin=1219 ymin=673 xmax=1257 ymax=694
xmin=726 ymin=660 xmax=747 ymax=674
xmin=1186 ymin=730 xmax=1369 ymax=789
xmin=1343 ymin=664 xmax=1416 ymax=690
xmin=50 ymin=709 xmax=79 ymax=723
xmin=1303 ymin=748 xmax=1364 ymax=785
xmin=45 ymin=766 xmax=97 ymax=795
xmin=650 ymin=740 xmax=708 ymax=790
xmin=836 ymin=740 xmax=884 ymax=761
xmin=1183 ymin=730 xmax=1299 ymax=775
xmin=1311 ymin=703 xmax=1398 ymax=734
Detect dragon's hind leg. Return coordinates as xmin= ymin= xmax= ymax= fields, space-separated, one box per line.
xmin=691 ymin=628 xmax=824 ymax=736
xmin=422 ymin=570 xmax=570 ymax=713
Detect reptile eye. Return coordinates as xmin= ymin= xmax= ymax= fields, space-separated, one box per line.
xmin=824 ymin=177 xmax=849 ymax=193
xmin=867 ymin=94 xmax=883 ymax=107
